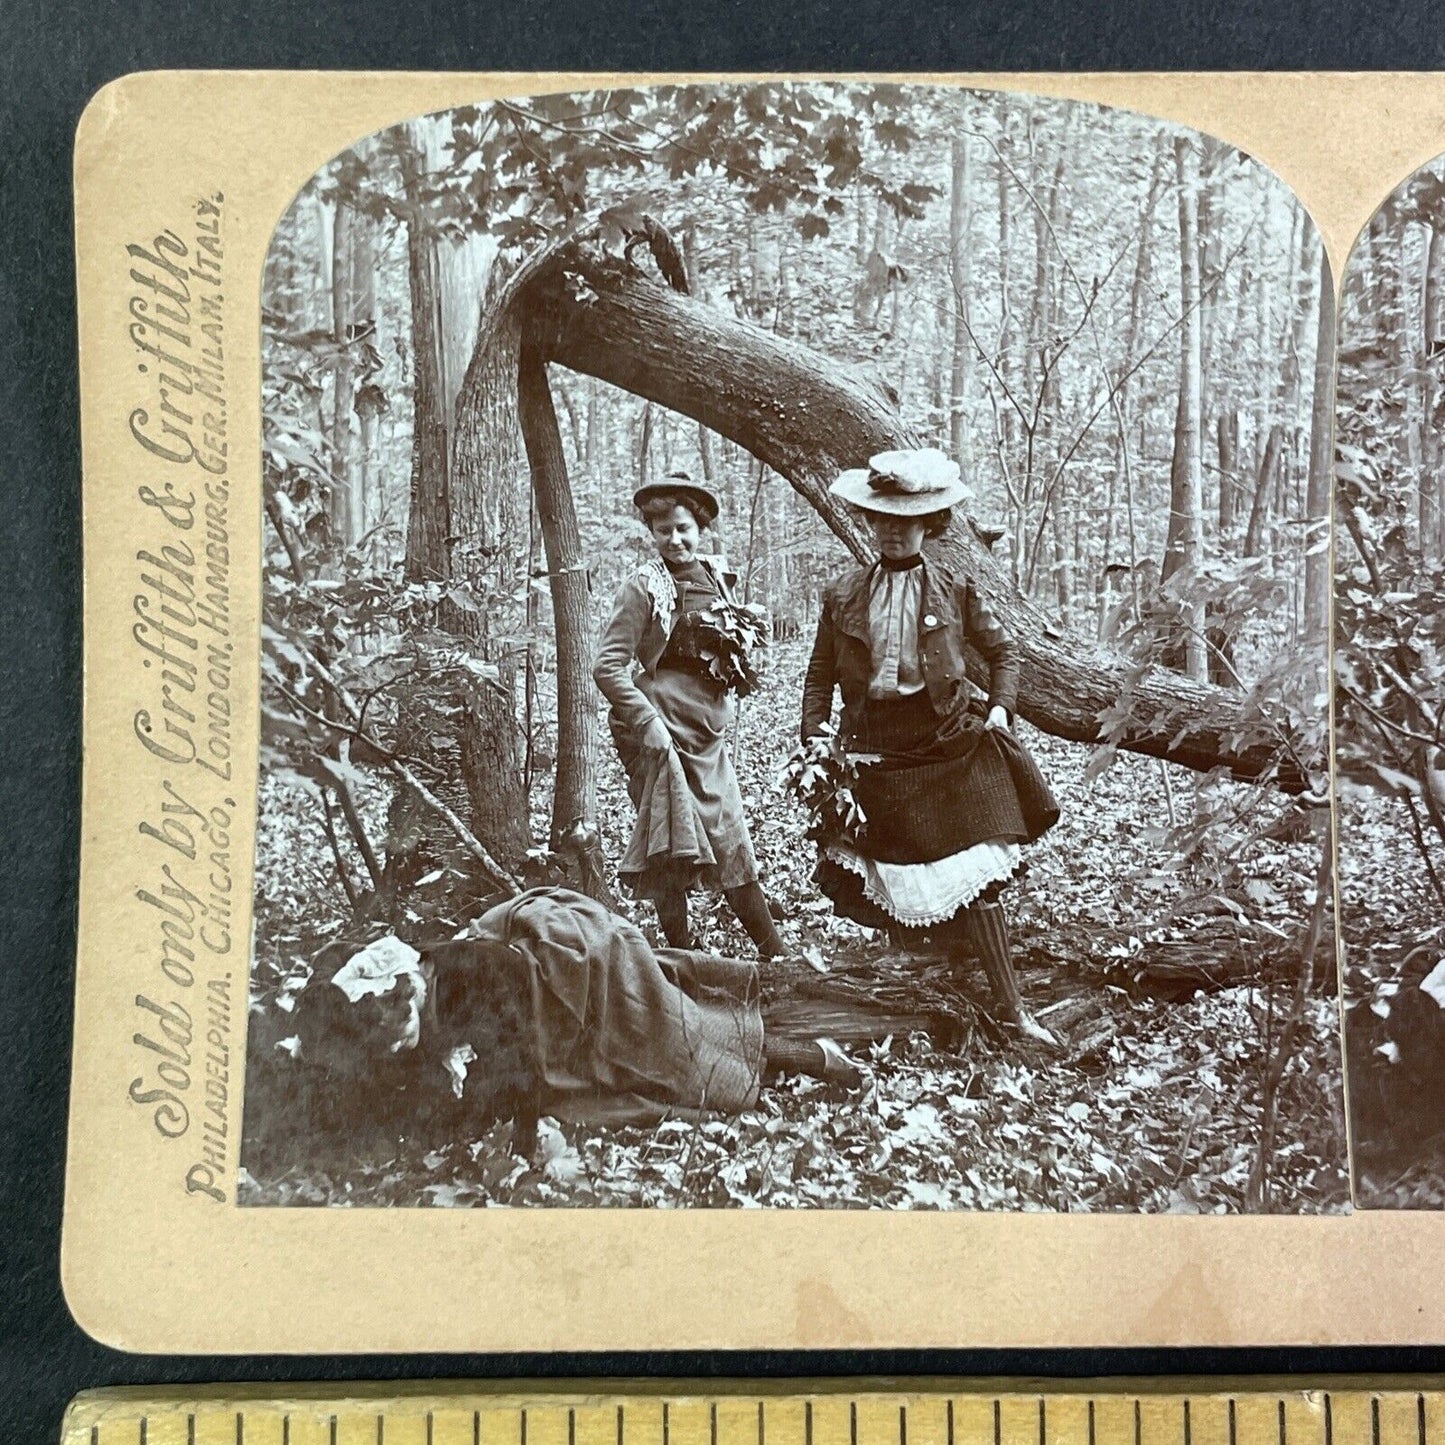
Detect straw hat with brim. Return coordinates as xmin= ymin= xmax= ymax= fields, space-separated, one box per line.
xmin=633 ymin=473 xmax=720 ymax=526
xmin=830 ymin=448 xmax=971 ymax=517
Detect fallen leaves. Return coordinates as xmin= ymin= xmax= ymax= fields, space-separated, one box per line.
xmin=243 ymin=639 xmax=1350 ymax=1214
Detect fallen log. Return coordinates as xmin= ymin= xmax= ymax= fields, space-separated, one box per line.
xmin=760 ymin=908 xmax=1324 ymax=1055
xmin=1015 ymin=917 xmax=1331 ymax=1002
xmin=522 ymin=249 xmax=1318 ymax=791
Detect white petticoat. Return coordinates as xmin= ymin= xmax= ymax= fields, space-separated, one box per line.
xmin=823 ymin=839 xmax=1023 ymax=928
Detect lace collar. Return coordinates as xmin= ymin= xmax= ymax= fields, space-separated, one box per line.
xmin=635 ymin=554 xmax=730 ymax=626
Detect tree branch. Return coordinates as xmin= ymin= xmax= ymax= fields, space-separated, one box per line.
xmin=297 ymin=643 xmax=521 ymax=894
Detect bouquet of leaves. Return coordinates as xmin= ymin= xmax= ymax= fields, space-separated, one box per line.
xmin=674 ymin=598 xmax=771 ymax=697
xmin=780 ymin=722 xmax=880 ymax=846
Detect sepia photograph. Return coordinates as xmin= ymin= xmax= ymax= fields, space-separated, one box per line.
xmin=239 ymin=82 xmax=1345 ymax=1213
xmin=1334 ymin=155 xmax=1445 ymax=1209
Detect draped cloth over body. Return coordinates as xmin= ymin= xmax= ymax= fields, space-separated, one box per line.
xmin=470 ymin=887 xmax=765 ymax=1124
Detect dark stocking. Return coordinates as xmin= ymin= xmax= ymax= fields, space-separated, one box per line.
xmin=954 ymin=901 xmax=1025 ymax=1021
xmin=763 ymin=1036 xmax=827 ymax=1077
xmin=654 ymin=888 xmax=693 ymax=950
xmin=950 ymin=902 xmax=1058 ymax=1046
xmin=723 ymin=880 xmax=787 ymax=958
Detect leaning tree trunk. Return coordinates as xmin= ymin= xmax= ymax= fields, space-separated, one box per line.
xmin=516 ymin=339 xmax=601 ymax=859
xmin=522 ymin=248 xmax=1316 ymax=790
xmin=1244 ymin=423 xmax=1284 ymax=559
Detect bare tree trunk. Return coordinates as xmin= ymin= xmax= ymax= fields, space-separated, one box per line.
xmin=421 ymin=184 xmax=531 ymax=870
xmin=1101 ymin=148 xmax=1164 ymax=615
xmin=1051 ymin=499 xmax=1070 ymax=621
xmin=1421 ymin=225 xmax=1445 ymax=561
xmin=1245 ymin=423 xmax=1285 ymax=559
xmin=450 ymin=267 xmax=524 ymax=578
xmin=389 ymin=146 xmax=533 ymax=900
xmin=682 ymin=220 xmax=717 ymax=480
xmin=349 ymin=207 xmax=378 ymax=538
xmin=747 ymin=214 xmax=765 ymax=320
xmin=637 ymin=400 xmax=654 ymax=483
xmin=1278 ymin=220 xmax=1317 ymax=568
xmin=457 ymin=680 xmax=532 ymax=867
xmin=556 ymin=378 xmax=586 ymax=462
xmin=527 ymin=251 xmax=1316 ymax=788
xmin=1217 ymin=409 xmax=1239 ymax=536
xmin=949 ymin=133 xmax=973 ymax=472
xmin=328 ymin=197 xmax=356 ymax=547
xmin=517 ymin=341 xmax=600 ymax=863
xmin=1163 ymin=138 xmax=1208 ymax=682
xmin=401 ymin=160 xmax=448 ymax=584
xmin=996 ymin=112 xmax=1019 ymax=557
xmin=769 ymin=469 xmax=789 ymax=616
xmin=1303 ymin=250 xmax=1336 ymax=638
xmin=776 ymin=240 xmax=795 ymax=338
xmin=1196 ymin=137 xmax=1228 ymax=407
xmin=1195 ymin=137 xmax=1229 ymax=534
xmin=1022 ymin=121 xmax=1070 ymax=598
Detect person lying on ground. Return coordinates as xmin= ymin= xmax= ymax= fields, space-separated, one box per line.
xmin=271 ymin=885 xmax=860 ymax=1162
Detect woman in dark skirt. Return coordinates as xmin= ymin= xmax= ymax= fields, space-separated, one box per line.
xmin=594 ymin=474 xmax=787 ymax=959
xmin=800 ymin=448 xmax=1061 ymax=1046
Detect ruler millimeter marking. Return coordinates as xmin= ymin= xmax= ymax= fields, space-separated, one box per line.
xmin=58 ymin=1385 xmax=1445 ymax=1445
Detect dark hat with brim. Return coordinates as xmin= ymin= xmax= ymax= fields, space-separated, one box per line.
xmin=830 ymin=447 xmax=970 ymax=516
xmin=633 ymin=472 xmax=720 ymax=526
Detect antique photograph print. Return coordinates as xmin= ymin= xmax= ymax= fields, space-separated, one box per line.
xmin=1334 ymin=155 xmax=1445 ymax=1210
xmin=241 ymin=83 xmax=1345 ymax=1212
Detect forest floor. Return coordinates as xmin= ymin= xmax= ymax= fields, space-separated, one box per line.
xmin=241 ymin=641 xmax=1350 ymax=1213
xmin=1336 ymin=786 xmax=1445 ymax=1209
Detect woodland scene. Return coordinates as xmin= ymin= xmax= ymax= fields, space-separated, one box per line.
xmin=1334 ymin=156 xmax=1445 ymax=1209
xmin=241 ymin=84 xmax=1347 ymax=1213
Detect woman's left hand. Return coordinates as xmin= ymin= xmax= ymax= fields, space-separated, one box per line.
xmin=984 ymin=704 xmax=1010 ymax=732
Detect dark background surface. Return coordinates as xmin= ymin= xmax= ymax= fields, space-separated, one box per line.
xmin=4 ymin=2 xmax=1445 ymax=1440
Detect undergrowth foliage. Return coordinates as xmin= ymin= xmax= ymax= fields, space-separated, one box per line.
xmin=1331 ymin=162 xmax=1445 ymax=1206
xmin=243 ymin=639 xmax=1348 ymax=1213
xmin=242 ymin=83 xmax=1350 ymax=1214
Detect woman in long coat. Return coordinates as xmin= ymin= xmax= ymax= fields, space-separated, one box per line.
xmin=594 ymin=474 xmax=786 ymax=959
xmin=800 ymin=448 xmax=1060 ymax=1046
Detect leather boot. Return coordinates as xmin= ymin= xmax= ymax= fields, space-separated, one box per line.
xmin=956 ymin=902 xmax=1058 ymax=1047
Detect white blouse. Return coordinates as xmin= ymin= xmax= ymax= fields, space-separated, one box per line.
xmin=866 ymin=562 xmax=926 ymax=698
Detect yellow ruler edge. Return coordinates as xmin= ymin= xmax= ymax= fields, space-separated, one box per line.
xmin=59 ymin=1379 xmax=1445 ymax=1445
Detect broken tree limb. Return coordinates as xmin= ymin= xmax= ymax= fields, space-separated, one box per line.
xmin=522 ymin=249 xmax=1317 ymax=790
